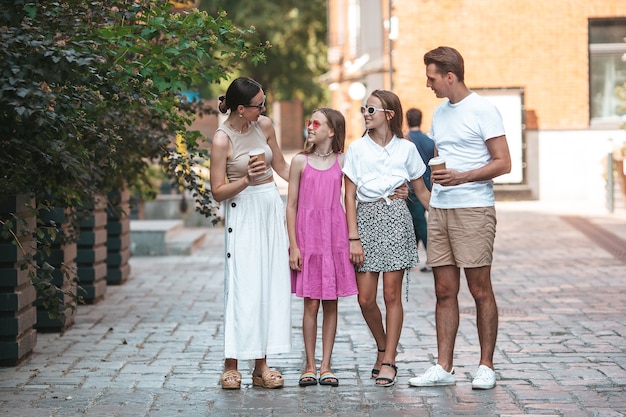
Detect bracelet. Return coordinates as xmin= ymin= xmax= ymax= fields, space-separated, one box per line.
xmin=348 ymin=237 xmax=360 ymax=241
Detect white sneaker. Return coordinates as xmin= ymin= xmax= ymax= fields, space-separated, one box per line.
xmin=471 ymin=365 xmax=496 ymax=390
xmin=408 ymin=364 xmax=456 ymax=387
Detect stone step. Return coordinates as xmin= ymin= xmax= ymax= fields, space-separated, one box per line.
xmin=130 ymin=220 xmax=209 ymax=256
xmin=140 ymin=194 xmax=223 ymax=227
xmin=165 ymin=228 xmax=208 ymax=256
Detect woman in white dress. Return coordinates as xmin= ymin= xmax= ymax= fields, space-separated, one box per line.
xmin=210 ymin=77 xmax=291 ymax=389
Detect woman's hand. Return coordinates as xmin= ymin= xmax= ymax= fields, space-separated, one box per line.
xmin=247 ymin=156 xmax=267 ymax=181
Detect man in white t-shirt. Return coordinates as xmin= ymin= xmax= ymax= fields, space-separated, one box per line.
xmin=409 ymin=46 xmax=511 ymax=390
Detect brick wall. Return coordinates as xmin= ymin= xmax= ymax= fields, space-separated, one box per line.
xmin=271 ymin=100 xmax=305 ymax=150
xmin=392 ymin=0 xmax=626 ymax=132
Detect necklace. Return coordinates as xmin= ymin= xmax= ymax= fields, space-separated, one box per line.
xmin=228 ymin=120 xmax=249 ymax=134
xmin=313 ymin=150 xmax=333 ymax=159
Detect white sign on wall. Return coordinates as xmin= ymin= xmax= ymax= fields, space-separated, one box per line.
xmin=474 ymin=88 xmax=525 ymax=184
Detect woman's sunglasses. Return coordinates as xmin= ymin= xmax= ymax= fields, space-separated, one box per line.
xmin=360 ymin=105 xmax=390 ymax=115
xmin=243 ymin=96 xmax=266 ymax=110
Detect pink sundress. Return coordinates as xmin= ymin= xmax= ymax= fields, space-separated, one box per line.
xmin=291 ymin=155 xmax=358 ymax=300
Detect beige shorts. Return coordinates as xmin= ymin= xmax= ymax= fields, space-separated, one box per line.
xmin=427 ymin=206 xmax=497 ymax=268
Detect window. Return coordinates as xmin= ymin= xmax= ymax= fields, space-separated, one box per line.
xmin=358 ymin=0 xmax=383 ymax=59
xmin=589 ymin=19 xmax=626 ymax=126
xmin=348 ymin=0 xmax=359 ymax=58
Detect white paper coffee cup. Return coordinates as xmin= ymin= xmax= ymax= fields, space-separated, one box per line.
xmin=428 ymin=156 xmax=446 ymax=171
xmin=248 ymin=148 xmax=265 ymax=163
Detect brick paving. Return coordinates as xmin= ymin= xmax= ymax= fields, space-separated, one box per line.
xmin=1 ymin=201 xmax=625 ymax=416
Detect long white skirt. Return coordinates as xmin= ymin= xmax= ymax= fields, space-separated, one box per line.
xmin=223 ymin=182 xmax=291 ymax=360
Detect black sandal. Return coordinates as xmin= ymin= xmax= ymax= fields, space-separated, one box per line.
xmin=370 ymin=348 xmax=385 ymax=379
xmin=375 ymin=363 xmax=398 ymax=387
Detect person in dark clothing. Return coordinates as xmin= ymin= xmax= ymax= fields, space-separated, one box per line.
xmin=405 ymin=108 xmax=435 ymax=273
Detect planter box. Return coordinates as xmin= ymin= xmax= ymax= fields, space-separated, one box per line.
xmin=35 ymin=207 xmax=77 ymax=332
xmin=106 ymin=188 xmax=132 ymax=285
xmin=76 ymin=195 xmax=108 ymax=304
xmin=0 ymin=194 xmax=38 ymax=365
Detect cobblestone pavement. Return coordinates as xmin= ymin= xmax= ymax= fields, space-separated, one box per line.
xmin=1 ymin=201 xmax=625 ymax=417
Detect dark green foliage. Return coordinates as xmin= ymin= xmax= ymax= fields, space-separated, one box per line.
xmin=0 ymin=0 xmax=266 ymax=318
xmin=199 ymin=0 xmax=329 ymax=115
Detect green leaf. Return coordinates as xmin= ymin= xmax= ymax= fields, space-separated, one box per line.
xmin=24 ymin=5 xmax=37 ymax=19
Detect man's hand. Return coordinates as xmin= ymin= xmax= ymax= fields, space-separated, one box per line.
xmin=431 ymin=168 xmax=468 ymax=186
xmin=391 ymin=183 xmax=410 ymax=199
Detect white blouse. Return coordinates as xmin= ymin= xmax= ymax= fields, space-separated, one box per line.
xmin=343 ymin=133 xmax=426 ymax=203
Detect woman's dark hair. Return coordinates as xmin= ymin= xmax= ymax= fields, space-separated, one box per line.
xmin=366 ymin=90 xmax=404 ymax=139
xmin=218 ymin=77 xmax=262 ymax=114
xmin=303 ymin=108 xmax=346 ymax=154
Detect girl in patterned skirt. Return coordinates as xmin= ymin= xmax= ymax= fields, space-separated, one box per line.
xmin=342 ymin=90 xmax=431 ymax=387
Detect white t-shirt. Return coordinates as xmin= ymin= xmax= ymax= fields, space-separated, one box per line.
xmin=343 ymin=133 xmax=426 ymax=203
xmin=429 ymin=92 xmax=506 ymax=208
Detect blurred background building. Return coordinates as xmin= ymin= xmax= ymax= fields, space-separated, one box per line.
xmin=324 ymin=0 xmax=626 ymax=209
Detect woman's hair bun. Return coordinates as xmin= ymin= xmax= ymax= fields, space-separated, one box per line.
xmin=218 ymin=95 xmax=228 ymax=114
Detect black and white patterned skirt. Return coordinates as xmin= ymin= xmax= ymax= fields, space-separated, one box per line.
xmin=356 ymin=199 xmax=418 ymax=272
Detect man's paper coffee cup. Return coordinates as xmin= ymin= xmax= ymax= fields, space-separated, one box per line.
xmin=248 ymin=148 xmax=265 ymax=163
xmin=428 ymin=156 xmax=446 ymax=171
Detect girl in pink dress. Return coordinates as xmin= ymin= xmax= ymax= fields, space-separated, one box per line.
xmin=286 ymin=108 xmax=358 ymax=387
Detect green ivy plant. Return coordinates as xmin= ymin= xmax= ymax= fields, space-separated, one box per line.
xmin=0 ymin=0 xmax=267 ymax=319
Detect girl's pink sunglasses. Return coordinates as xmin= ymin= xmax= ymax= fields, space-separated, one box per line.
xmin=305 ymin=119 xmax=322 ymax=130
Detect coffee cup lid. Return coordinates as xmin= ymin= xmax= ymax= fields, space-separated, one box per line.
xmin=248 ymin=148 xmax=265 ymax=156
xmin=428 ymin=156 xmax=445 ymax=166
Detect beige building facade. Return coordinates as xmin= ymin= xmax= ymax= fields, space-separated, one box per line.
xmin=325 ymin=0 xmax=626 ymax=209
